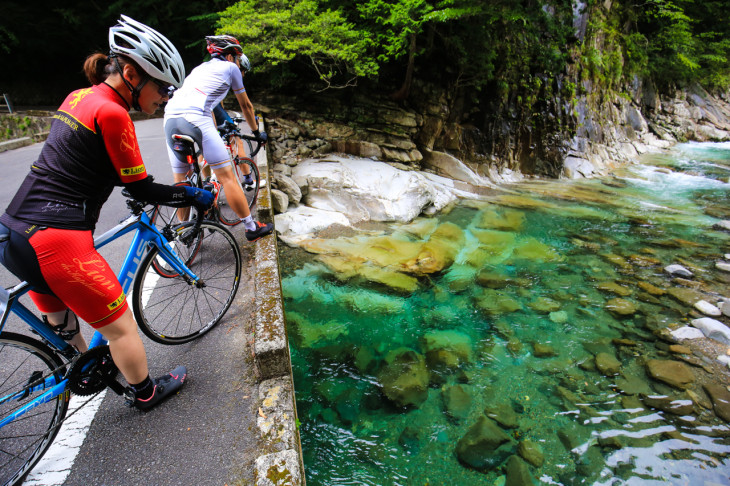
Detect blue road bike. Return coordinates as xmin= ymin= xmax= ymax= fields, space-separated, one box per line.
xmin=0 ymin=196 xmax=241 ymax=485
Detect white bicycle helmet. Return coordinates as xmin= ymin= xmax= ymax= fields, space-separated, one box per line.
xmin=109 ymin=15 xmax=185 ymax=88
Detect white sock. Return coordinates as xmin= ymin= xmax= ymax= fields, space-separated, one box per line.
xmin=241 ymin=215 xmax=256 ymax=231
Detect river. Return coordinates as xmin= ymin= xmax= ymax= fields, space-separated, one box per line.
xmin=278 ymin=142 xmax=730 ymax=485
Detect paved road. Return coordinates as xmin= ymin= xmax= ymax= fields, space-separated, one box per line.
xmin=0 ymin=118 xmax=262 ymax=485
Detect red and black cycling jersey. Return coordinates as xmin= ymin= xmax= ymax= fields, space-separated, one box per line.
xmin=5 ymin=83 xmax=148 ymax=230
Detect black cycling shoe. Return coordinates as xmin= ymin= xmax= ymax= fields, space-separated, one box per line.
xmin=128 ymin=366 xmax=187 ymax=411
xmin=245 ymin=221 xmax=274 ymax=242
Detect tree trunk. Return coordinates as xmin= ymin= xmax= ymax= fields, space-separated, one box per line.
xmin=391 ymin=33 xmax=417 ymax=101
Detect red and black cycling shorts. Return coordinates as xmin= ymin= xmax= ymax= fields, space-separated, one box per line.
xmin=0 ymin=222 xmax=127 ymax=329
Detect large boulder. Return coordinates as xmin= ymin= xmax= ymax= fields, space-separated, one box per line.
xmin=291 ymin=156 xmax=455 ymax=224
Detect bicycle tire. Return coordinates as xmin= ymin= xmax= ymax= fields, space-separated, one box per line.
xmin=0 ymin=332 xmax=69 ymax=486
xmin=131 ymin=220 xmax=242 ymax=344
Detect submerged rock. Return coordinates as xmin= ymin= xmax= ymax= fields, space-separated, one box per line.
xmin=504 ymin=455 xmax=537 ymax=486
xmin=421 ymin=330 xmax=474 ymax=372
xmin=646 ymin=359 xmax=695 ymax=390
xmin=455 ymin=415 xmax=512 ymax=470
xmin=605 ymin=298 xmax=637 ymax=317
xmin=694 ymin=300 xmax=722 ymax=317
xmin=377 ymin=348 xmax=430 ymax=408
xmin=484 ymin=403 xmax=520 ymax=429
xmin=703 ymin=384 xmax=730 ymax=422
xmin=595 ymin=352 xmax=622 ymax=376
xmin=442 ymin=384 xmax=474 ymax=420
xmin=517 ymin=440 xmax=545 ymax=468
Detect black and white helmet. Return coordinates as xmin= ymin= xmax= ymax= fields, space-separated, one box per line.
xmin=109 ymin=15 xmax=185 ymax=88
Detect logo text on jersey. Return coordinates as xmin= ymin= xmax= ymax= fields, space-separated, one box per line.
xmin=121 ymin=165 xmax=145 ymax=176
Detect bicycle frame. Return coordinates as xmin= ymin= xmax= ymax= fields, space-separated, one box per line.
xmin=0 ymin=208 xmax=199 ymax=428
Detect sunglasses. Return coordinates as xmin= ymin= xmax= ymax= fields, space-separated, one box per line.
xmin=150 ymin=78 xmax=173 ymax=97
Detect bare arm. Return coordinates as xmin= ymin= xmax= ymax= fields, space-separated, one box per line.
xmin=235 ymin=91 xmax=258 ymax=132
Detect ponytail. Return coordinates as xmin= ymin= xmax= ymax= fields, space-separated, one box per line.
xmin=83 ymin=52 xmax=145 ymax=86
xmin=83 ymin=53 xmax=112 ymax=85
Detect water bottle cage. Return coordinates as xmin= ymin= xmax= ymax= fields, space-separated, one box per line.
xmin=44 ymin=310 xmax=80 ymax=341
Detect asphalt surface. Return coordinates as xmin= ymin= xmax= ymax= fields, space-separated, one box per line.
xmin=0 ymin=118 xmax=262 ymax=485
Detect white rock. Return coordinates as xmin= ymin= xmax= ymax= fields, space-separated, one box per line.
xmin=725 ymin=254 xmax=730 ymax=260
xmin=717 ymin=355 xmax=730 ymax=367
xmin=563 ymin=156 xmax=596 ymax=179
xmin=292 ymin=156 xmax=444 ymax=224
xmin=421 ymin=149 xmax=495 ymax=188
xmin=274 ymin=206 xmax=351 ymax=238
xmin=716 ymin=261 xmax=730 ymax=272
xmin=694 ymin=300 xmax=722 ymax=317
xmin=719 ymin=299 xmax=730 ymax=318
xmin=691 ymin=317 xmax=730 ymax=345
xmin=670 ymin=326 xmax=705 ymax=340
xmin=664 ymin=264 xmax=693 ymax=278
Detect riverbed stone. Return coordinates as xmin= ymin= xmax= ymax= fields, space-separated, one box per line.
xmin=533 ymin=343 xmax=558 ymax=358
xmin=270 ymin=189 xmax=289 ymax=214
xmin=670 ymin=326 xmax=705 ymax=340
xmin=637 ymin=281 xmax=666 ymax=296
xmin=595 ymin=352 xmax=622 ymax=376
xmin=646 ymin=359 xmax=695 ymax=389
xmin=476 ymin=289 xmax=523 ymax=315
xmin=455 ymin=415 xmax=512 ymax=470
xmin=528 ymin=297 xmax=561 ymax=314
xmin=716 ymin=261 xmax=730 ymax=272
xmin=377 ymin=348 xmax=430 ymax=408
xmin=421 ymin=330 xmax=474 ymax=371
xmin=694 ymin=300 xmax=722 ymax=317
xmin=703 ymin=384 xmax=730 ymax=422
xmin=597 ymin=281 xmax=632 ymax=296
xmin=630 ymin=254 xmax=661 ymax=267
xmin=665 ymin=264 xmax=694 ymax=278
xmin=484 ymin=403 xmax=520 ymax=429
xmin=505 ymin=455 xmax=537 ymax=486
xmin=615 ymin=374 xmax=653 ymax=395
xmin=605 ymin=298 xmax=637 ymax=317
xmin=667 ymin=287 xmax=704 ymax=306
xmin=517 ymin=440 xmax=545 ymax=468
xmin=442 ymin=384 xmax=474 ymax=420
xmin=691 ymin=317 xmax=730 ymax=344
xmin=641 ymin=395 xmax=695 ymax=415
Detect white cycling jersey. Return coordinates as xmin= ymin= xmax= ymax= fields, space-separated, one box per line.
xmin=165 ymin=57 xmax=245 ymax=116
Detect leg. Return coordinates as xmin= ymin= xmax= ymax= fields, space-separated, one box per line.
xmin=42 ymin=310 xmax=88 ymax=353
xmin=213 ymin=164 xmax=251 ymax=219
xmin=97 ymin=307 xmax=148 ymax=384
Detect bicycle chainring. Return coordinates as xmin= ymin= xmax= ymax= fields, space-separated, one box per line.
xmin=68 ymin=345 xmax=120 ymax=396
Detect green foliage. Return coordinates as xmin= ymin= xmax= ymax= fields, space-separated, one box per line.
xmin=219 ymin=0 xmax=378 ymax=88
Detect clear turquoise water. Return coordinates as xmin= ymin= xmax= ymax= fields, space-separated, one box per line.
xmin=279 ymin=143 xmax=730 ymax=485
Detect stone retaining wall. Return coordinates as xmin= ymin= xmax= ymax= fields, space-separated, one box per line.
xmin=251 ymin=133 xmax=306 ymax=485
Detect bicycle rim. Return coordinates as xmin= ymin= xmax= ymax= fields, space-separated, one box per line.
xmin=132 ymin=221 xmax=242 ymax=344
xmin=0 ymin=333 xmax=68 ymax=486
xmin=240 ymin=157 xmax=260 ymax=209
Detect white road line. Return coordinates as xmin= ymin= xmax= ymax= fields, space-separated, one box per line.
xmin=24 ymin=392 xmax=106 ymax=486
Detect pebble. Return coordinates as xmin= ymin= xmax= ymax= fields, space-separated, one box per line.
xmin=716 ymin=261 xmax=730 ymax=272
xmin=670 ymin=326 xmax=705 ymax=340
xmin=665 ymin=264 xmax=693 ymax=278
xmin=694 ymin=300 xmax=722 ymax=317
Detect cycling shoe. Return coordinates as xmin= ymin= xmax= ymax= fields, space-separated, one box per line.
xmin=128 ymin=365 xmax=187 ymax=411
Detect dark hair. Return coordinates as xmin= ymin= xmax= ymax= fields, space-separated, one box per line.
xmin=83 ymin=52 xmax=143 ymax=85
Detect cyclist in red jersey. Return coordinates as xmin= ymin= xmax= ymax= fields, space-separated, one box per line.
xmin=0 ymin=16 xmax=213 ymax=410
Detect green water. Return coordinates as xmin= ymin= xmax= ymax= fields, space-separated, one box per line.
xmin=279 ymin=142 xmax=730 ymax=485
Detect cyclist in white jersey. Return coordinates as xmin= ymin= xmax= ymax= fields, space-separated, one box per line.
xmin=164 ymin=35 xmax=273 ymax=241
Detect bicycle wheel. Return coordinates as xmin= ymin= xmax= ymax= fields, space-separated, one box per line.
xmin=0 ymin=332 xmax=69 ymax=486
xmin=131 ymin=220 xmax=242 ymax=344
